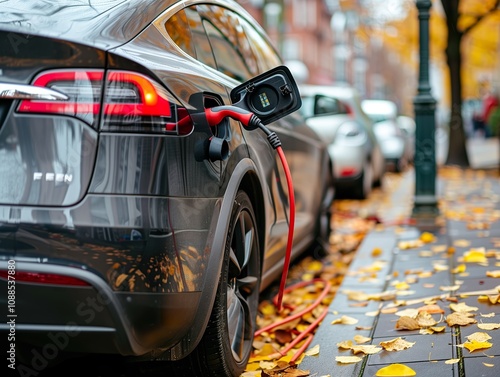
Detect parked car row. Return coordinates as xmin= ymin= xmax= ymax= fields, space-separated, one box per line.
xmin=299 ymin=84 xmax=385 ymax=199
xmin=299 ymin=85 xmax=417 ymax=199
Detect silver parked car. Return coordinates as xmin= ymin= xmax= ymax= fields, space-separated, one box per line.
xmin=300 ymin=85 xmax=385 ymax=199
xmin=361 ymin=99 xmax=411 ymax=172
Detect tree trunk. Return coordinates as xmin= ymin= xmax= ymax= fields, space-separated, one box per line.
xmin=444 ymin=20 xmax=469 ymax=166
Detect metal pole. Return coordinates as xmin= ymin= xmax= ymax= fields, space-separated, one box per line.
xmin=412 ymin=0 xmax=438 ymax=216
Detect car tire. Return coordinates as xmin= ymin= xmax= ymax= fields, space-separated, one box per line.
xmin=165 ymin=190 xmax=261 ymax=377
xmin=201 ymin=190 xmax=260 ymax=376
xmin=353 ymin=162 xmax=372 ymax=200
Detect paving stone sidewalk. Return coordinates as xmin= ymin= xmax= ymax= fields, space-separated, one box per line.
xmin=300 ymin=168 xmax=500 ymax=377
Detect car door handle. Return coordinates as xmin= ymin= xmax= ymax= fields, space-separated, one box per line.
xmin=0 ymin=83 xmax=68 ymax=100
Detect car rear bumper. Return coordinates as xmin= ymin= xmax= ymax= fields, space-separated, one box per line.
xmin=329 ymin=144 xmax=365 ymax=181
xmin=0 ymin=193 xmax=220 ymax=356
xmin=0 ymin=260 xmax=201 ymax=356
xmin=379 ymin=137 xmax=405 ymax=160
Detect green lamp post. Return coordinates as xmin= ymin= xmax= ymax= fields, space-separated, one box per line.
xmin=412 ymin=0 xmax=438 ymax=216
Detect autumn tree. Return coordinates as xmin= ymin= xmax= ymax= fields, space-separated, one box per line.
xmin=441 ymin=0 xmax=500 ymax=166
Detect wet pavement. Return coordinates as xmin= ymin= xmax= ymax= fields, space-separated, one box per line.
xmin=300 ymin=167 xmax=500 ymax=377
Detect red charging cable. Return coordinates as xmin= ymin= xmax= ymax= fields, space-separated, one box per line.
xmin=274 ymin=146 xmax=294 ymax=311
xmin=205 ymin=106 xmax=295 ymax=311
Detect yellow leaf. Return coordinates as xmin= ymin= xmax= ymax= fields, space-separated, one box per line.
xmin=395 ymin=316 xmax=420 ymax=331
xmin=306 ymin=260 xmax=324 ymax=272
xmin=480 ymin=312 xmax=496 ymax=318
xmin=463 ymin=340 xmax=492 ymax=352
xmin=483 ymin=363 xmax=494 ymax=367
xmin=417 ymin=304 xmax=445 ymax=314
xmin=454 ymin=239 xmax=471 ymax=247
xmin=445 ymin=359 xmax=460 ymax=364
xmin=244 ymin=362 xmax=262 ymax=371
xmin=440 ymin=284 xmax=460 ymax=291
xmin=451 ymin=264 xmax=466 ymax=274
xmin=350 ymin=345 xmax=383 ymax=355
xmin=486 ymin=270 xmax=500 ymax=278
xmin=463 ymin=248 xmax=487 ymax=263
xmin=419 ymin=250 xmax=434 ymax=258
xmin=446 ymin=312 xmax=477 ymax=326
xmin=354 ymin=334 xmax=371 ymax=344
xmin=337 ymin=340 xmax=353 ymax=349
xmin=416 ymin=312 xmax=438 ymax=327
xmin=430 ymin=326 xmax=446 ymax=333
xmin=477 ymin=323 xmax=500 ymax=330
xmin=260 ymin=302 xmax=276 ymax=316
xmin=331 ymin=315 xmax=359 ymax=325
xmin=335 ymin=356 xmax=363 ymax=364
xmin=344 ymin=290 xmax=370 ymax=301
xmin=419 ymin=328 xmax=434 ymax=335
xmin=372 ymin=247 xmax=383 ymax=257
xmin=432 ymin=245 xmax=447 ymax=252
xmin=466 ymin=332 xmax=491 ymax=342
xmin=259 ymin=361 xmax=277 ymax=370
xmin=255 ymin=344 xmax=279 ymax=356
xmin=375 ymin=363 xmax=416 ymax=376
xmin=394 ymin=281 xmax=411 ymax=290
xmin=477 ymin=294 xmax=500 ymax=304
xmin=434 ymin=264 xmax=449 ymax=272
xmin=450 ymin=302 xmax=478 ymax=313
xmin=304 ymin=344 xmax=320 ymax=356
xmin=420 ymin=232 xmax=436 ymax=243
xmin=379 ymin=337 xmax=416 ymax=351
xmin=381 ymin=307 xmax=398 ymax=314
xmin=398 ymin=240 xmax=423 ymax=250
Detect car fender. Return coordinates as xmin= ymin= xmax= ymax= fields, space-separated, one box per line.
xmin=167 ymin=157 xmax=264 ymax=360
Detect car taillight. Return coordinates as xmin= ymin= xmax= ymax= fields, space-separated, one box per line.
xmin=17 ymin=69 xmax=193 ymax=135
xmin=18 ymin=69 xmax=103 ymax=126
xmin=0 ymin=270 xmax=90 ymax=286
xmin=102 ymin=71 xmax=191 ymax=134
xmin=340 ymin=167 xmax=356 ymax=177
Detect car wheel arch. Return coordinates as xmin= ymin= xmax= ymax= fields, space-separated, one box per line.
xmin=165 ymin=158 xmax=266 ymax=360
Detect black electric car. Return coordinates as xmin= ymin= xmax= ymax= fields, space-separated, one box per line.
xmin=0 ymin=1 xmax=333 ymax=375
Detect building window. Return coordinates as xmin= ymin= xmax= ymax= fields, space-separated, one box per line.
xmin=282 ymin=38 xmax=300 ymax=61
xmin=293 ymin=0 xmax=316 ymax=28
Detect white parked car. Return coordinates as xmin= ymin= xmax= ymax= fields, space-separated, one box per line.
xmin=300 ymin=85 xmax=386 ymax=199
xmin=361 ymin=99 xmax=411 ymax=172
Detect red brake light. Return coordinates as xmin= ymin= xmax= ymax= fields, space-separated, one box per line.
xmin=102 ymin=70 xmax=192 ymax=134
xmin=345 ymin=104 xmax=353 ymax=116
xmin=104 ymin=71 xmax=171 ymax=117
xmin=17 ymin=69 xmax=193 ymax=135
xmin=18 ymin=69 xmax=104 ymax=126
xmin=340 ymin=167 xmax=356 ymax=177
xmin=0 ymin=270 xmax=90 ymax=287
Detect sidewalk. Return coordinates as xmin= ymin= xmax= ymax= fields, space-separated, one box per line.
xmin=300 ymin=167 xmax=500 ymax=376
